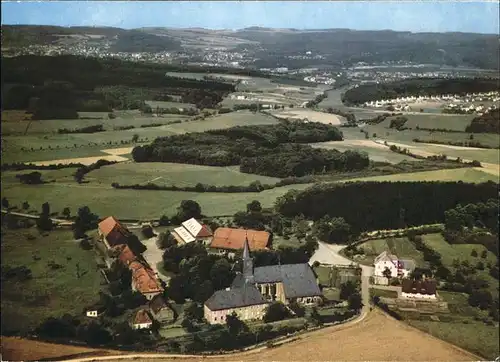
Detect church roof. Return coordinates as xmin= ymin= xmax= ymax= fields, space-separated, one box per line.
xmin=204 ymin=282 xmax=267 ymax=311
xmin=253 ymin=263 xmax=322 ymax=299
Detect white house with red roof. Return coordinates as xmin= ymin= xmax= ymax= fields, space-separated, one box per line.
xmin=373 ymin=251 xmax=415 ymax=279
xmin=171 ymin=218 xmax=213 ymax=245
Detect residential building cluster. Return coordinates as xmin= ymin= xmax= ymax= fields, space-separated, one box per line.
xmin=362 ymin=91 xmax=500 ymax=114
xmin=90 ymin=215 xmax=323 ymax=329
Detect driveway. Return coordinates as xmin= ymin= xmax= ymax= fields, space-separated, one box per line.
xmin=310 ymin=241 xmax=374 ymax=317
xmin=140 ymin=229 xmax=170 ymax=283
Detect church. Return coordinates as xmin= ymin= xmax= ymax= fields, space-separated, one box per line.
xmin=204 ymin=236 xmax=323 ymax=324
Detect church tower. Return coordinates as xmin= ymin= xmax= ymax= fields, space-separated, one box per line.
xmin=242 ymin=232 xmax=254 ymax=283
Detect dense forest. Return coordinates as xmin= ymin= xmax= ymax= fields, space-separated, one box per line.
xmin=132 ymin=121 xmax=369 ymax=177
xmin=275 ymin=181 xmax=498 ymax=233
xmin=342 ymin=78 xmax=499 ymax=105
xmin=465 ymin=109 xmax=500 ymax=134
xmin=1 ymin=55 xmax=236 ymax=117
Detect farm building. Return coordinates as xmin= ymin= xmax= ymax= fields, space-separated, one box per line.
xmin=204 ymin=237 xmax=322 ymax=324
xmin=373 ymin=251 xmax=415 ymax=279
xmin=170 ymin=218 xmax=213 ymax=245
xmin=209 ymin=227 xmax=271 ymax=254
xmin=131 ymin=309 xmax=153 ymax=330
xmin=149 ymin=295 xmax=175 ymax=324
xmin=98 ymin=216 xmax=134 ymax=249
xmin=401 ymin=278 xmax=438 ymax=300
xmin=129 ymin=261 xmax=164 ymax=300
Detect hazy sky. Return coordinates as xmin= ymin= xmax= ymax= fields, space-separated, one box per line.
xmin=2 ymin=1 xmax=499 ymax=34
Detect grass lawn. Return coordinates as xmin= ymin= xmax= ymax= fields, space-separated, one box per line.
xmin=359 ymin=236 xmax=427 ymax=267
xmin=403 ymin=290 xmax=499 ymax=360
xmin=370 ymin=288 xmax=398 ymax=299
xmin=1 ymin=228 xmax=103 ymax=334
xmin=314 ymin=265 xmax=336 ymax=287
xmin=343 ymin=167 xmax=498 ymax=183
xmin=86 ymin=162 xmax=280 ymax=187
xmin=322 ymin=288 xmax=341 ymax=302
xmin=422 ymin=233 xmax=498 ymax=267
xmin=382 ymin=114 xmax=475 ymax=132
xmin=158 ymin=326 xmax=188 ymax=339
xmin=1 ymin=181 xmax=313 ymax=219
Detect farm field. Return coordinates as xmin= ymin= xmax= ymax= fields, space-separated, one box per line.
xmin=0 ymin=181 xmax=313 ymax=219
xmin=145 ymin=100 xmax=196 ymax=109
xmin=123 ymin=309 xmax=480 ymax=361
xmin=362 ymin=124 xmax=500 ymax=150
xmin=382 ymin=114 xmax=475 ymax=132
xmin=357 ymin=236 xmax=427 ymax=267
xmin=1 ymin=228 xmax=103 ymax=334
xmin=310 ymin=139 xmax=418 ymax=164
xmin=1 ymin=111 xmax=279 ymax=164
xmin=271 ymin=109 xmax=344 ymax=124
xmin=0 ymin=337 xmax=119 ymax=361
xmin=343 ymin=167 xmax=498 ymax=183
xmin=421 ymin=233 xmax=498 ymax=267
xmin=86 ymin=162 xmax=281 ymax=186
xmin=1 ymin=112 xmax=191 ymax=135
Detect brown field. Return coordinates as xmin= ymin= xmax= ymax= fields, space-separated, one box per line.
xmin=1 ymin=110 xmax=33 ymax=122
xmin=272 ymin=109 xmax=344 ymax=124
xmin=20 ymin=310 xmax=480 ymax=362
xmin=0 ymin=337 xmax=121 ymax=361
xmin=30 ymin=147 xmax=134 ymax=166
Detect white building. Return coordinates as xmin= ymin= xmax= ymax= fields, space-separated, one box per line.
xmin=131 ymin=309 xmax=153 ymax=330
xmin=373 ymin=251 xmax=415 ymax=278
xmin=170 ymin=218 xmax=213 ymax=245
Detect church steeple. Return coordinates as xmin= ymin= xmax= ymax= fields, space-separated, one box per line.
xmin=242 ymin=231 xmax=254 ymax=283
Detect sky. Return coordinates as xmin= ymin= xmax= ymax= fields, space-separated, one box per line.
xmin=1 ymin=1 xmax=499 ymax=34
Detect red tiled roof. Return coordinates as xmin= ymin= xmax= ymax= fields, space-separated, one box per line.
xmin=133 ymin=309 xmax=152 ymax=325
xmin=131 ymin=262 xmax=163 ymax=294
xmin=98 ymin=216 xmax=120 ymax=237
xmin=111 ymin=244 xmax=137 ymax=265
xmin=197 ymin=224 xmax=213 ymax=238
xmin=99 ymin=216 xmax=133 ymax=247
xmin=210 ymin=227 xmax=270 ymax=251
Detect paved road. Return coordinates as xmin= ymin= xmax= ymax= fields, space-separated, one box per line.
xmin=1 ymin=209 xmax=74 ymax=226
xmin=309 ymin=241 xmax=373 ymax=320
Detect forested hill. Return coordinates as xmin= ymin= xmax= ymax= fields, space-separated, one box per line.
xmin=275 ymin=181 xmax=498 ymax=232
xmin=132 ymin=121 xmax=370 ymax=178
xmin=1 ymin=55 xmax=236 ymax=117
xmin=342 ymin=78 xmax=500 ymax=105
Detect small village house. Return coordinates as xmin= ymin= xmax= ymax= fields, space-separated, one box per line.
xmin=149 ymin=295 xmax=175 ymax=324
xmin=131 ymin=309 xmax=154 ymax=330
xmin=85 ymin=304 xmax=106 ymax=318
xmin=98 ymin=216 xmax=134 ymax=249
xmin=373 ymin=251 xmax=415 ymax=279
xmin=170 ymin=218 xmax=213 ymax=245
xmin=401 ymin=278 xmax=437 ymax=299
xmin=129 ymin=261 xmax=164 ymax=300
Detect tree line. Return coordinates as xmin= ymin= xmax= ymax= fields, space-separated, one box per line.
xmin=275 ymin=181 xmax=498 ymax=233
xmin=131 ymin=121 xmax=370 ymax=178
xmin=465 ymin=109 xmax=500 ymax=134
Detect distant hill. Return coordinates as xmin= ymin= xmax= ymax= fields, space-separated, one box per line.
xmin=2 ymin=25 xmax=498 ymax=69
